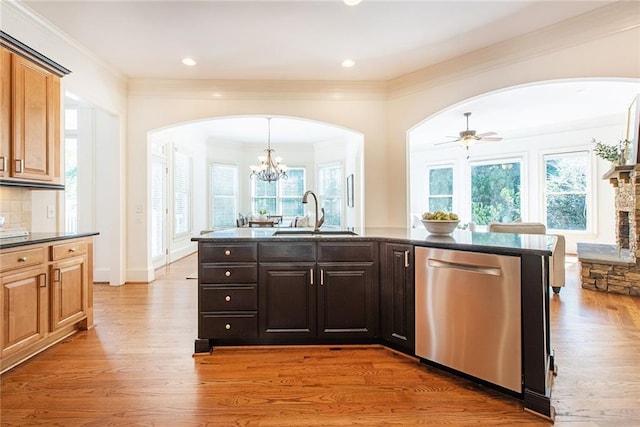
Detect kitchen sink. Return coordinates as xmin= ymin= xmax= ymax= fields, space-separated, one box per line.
xmin=272 ymin=229 xmax=358 ymax=237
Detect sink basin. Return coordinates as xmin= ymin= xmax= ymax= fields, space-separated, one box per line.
xmin=272 ymin=229 xmax=358 ymax=237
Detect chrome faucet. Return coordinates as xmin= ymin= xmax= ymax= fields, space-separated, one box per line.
xmin=302 ymin=190 xmax=325 ymax=232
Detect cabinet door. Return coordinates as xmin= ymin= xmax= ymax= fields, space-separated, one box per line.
xmin=259 ymin=263 xmax=315 ymax=341
xmin=380 ymin=243 xmax=415 ymax=353
xmin=317 ymin=262 xmax=377 ymax=339
xmin=50 ymin=256 xmax=88 ymax=331
xmin=11 ymin=54 xmax=59 ymax=182
xmin=0 ymin=266 xmax=48 ymax=357
xmin=0 ymin=47 xmax=10 ymax=178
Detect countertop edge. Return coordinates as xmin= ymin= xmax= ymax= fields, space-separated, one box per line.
xmin=192 ymin=228 xmax=553 ymax=257
xmin=0 ymin=232 xmax=100 ymax=249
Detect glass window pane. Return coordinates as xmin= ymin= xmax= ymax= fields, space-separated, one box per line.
xmin=211 ymin=164 xmax=238 ymax=228
xmin=471 ymin=161 xmax=521 ymax=225
xmin=429 ymin=168 xmax=453 ymax=195
xmin=544 ymin=152 xmax=588 ymax=231
xmin=547 ymin=194 xmax=586 ymax=230
xmin=428 ymin=197 xmax=452 ymax=213
xmin=252 ymin=167 xmax=306 ymax=217
xmin=174 ymin=151 xmax=192 ymax=235
xmin=319 ymin=164 xmax=342 ymax=227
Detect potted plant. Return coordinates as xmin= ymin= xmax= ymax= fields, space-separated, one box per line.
xmin=258 ymin=209 xmax=268 ymax=222
xmin=592 ymin=138 xmax=630 ymax=166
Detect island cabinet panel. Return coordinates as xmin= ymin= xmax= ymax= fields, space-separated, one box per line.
xmin=254 ymin=241 xmax=378 ymax=344
xmin=258 ymin=263 xmax=316 ymax=342
xmin=380 ymin=243 xmax=415 ymax=354
xmin=317 ymin=262 xmax=377 ymax=339
xmin=197 ymin=242 xmax=258 ymax=348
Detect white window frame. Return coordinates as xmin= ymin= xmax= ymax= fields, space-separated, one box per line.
xmin=210 ymin=163 xmax=238 ymax=228
xmin=251 ymin=167 xmax=306 ymax=217
xmin=542 ymin=150 xmax=592 ymax=233
xmin=318 ymin=162 xmax=343 ymax=227
xmin=172 ymin=148 xmax=192 ymax=238
xmin=424 ymin=163 xmax=455 ymax=214
xmin=468 ymin=156 xmax=525 ymax=226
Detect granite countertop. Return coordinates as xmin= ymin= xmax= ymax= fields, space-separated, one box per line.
xmin=193 ymin=227 xmax=555 ymax=257
xmin=0 ymin=231 xmax=100 ymax=250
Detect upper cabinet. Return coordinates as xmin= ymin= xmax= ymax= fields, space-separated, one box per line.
xmin=0 ymin=32 xmax=70 ymax=189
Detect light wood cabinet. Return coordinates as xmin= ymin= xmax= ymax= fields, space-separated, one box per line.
xmin=0 ymin=257 xmax=48 ymax=358
xmin=49 ymin=241 xmax=89 ymax=331
xmin=0 ymin=47 xmax=10 ymax=178
xmin=0 ymin=34 xmax=69 ymax=188
xmin=0 ymin=236 xmax=94 ymax=373
xmin=11 ymin=54 xmax=59 ymax=183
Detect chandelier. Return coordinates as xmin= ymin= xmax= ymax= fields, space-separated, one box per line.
xmin=250 ymin=117 xmax=288 ymax=182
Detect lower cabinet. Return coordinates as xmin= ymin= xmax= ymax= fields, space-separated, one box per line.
xmin=0 ymin=264 xmax=48 ymax=358
xmin=259 ymin=262 xmax=316 ymax=342
xmin=380 ymin=242 xmax=415 ymax=354
xmin=317 ymin=262 xmax=377 ymax=339
xmin=258 ymin=240 xmax=378 ymax=344
xmin=0 ymin=237 xmax=94 ymax=373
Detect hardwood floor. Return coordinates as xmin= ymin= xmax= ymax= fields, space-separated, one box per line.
xmin=1 ymin=253 xmax=639 ymax=426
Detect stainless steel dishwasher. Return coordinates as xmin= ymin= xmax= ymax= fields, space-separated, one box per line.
xmin=415 ymin=247 xmax=522 ymax=393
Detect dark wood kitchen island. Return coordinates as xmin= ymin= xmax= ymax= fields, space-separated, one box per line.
xmin=192 ymin=227 xmax=557 ymax=420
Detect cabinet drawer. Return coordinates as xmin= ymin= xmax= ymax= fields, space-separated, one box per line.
xmin=51 ymin=240 xmax=88 ymax=261
xmin=199 ymin=243 xmax=257 ymax=263
xmin=259 ymin=242 xmax=316 ymax=262
xmin=200 ymin=285 xmax=257 ymax=311
xmin=0 ymin=246 xmax=45 ymax=272
xmin=199 ymin=313 xmax=258 ymax=339
xmin=200 ymin=264 xmax=257 ymax=284
xmin=318 ymin=241 xmax=377 ymax=262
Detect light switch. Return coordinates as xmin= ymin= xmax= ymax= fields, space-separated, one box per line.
xmin=47 ymin=205 xmax=55 ymax=219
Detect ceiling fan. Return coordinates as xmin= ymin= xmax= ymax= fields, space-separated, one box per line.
xmin=436 ymin=112 xmax=502 ymax=156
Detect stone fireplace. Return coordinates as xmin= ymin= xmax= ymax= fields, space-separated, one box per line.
xmin=578 ymin=165 xmax=640 ymax=296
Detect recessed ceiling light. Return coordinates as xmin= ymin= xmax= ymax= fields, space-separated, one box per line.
xmin=181 ymin=57 xmax=196 ymax=66
xmin=344 ymin=0 xmax=362 ymax=6
xmin=342 ymin=59 xmax=355 ymax=68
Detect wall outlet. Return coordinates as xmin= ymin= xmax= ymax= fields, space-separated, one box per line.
xmin=47 ymin=205 xmax=55 ymax=219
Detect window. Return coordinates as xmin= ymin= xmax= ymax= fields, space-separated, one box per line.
xmin=318 ymin=163 xmax=342 ymax=226
xmin=426 ymin=166 xmax=453 ymax=212
xmin=252 ymin=167 xmax=305 ymax=217
xmin=544 ymin=152 xmax=589 ymax=231
xmin=210 ymin=163 xmax=238 ymax=228
xmin=471 ymin=160 xmax=521 ymax=225
xmin=173 ymin=150 xmax=192 ymax=236
xmin=151 ymin=154 xmax=167 ymax=259
xmin=64 ymin=107 xmax=78 ymax=233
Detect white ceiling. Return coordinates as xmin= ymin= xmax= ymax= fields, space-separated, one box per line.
xmin=33 ymin=0 xmax=637 ymax=145
xmin=24 ymin=0 xmax=616 ymax=81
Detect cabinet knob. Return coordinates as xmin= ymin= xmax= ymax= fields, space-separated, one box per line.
xmin=69 ymin=248 xmax=76 ymax=253
xmin=224 ymin=249 xmax=231 ymax=256
xmin=18 ymin=256 xmax=27 ymax=262
xmin=225 ymin=295 xmax=231 ymax=302
xmin=225 ymin=270 xmax=231 ymax=277
xmin=225 ymin=323 xmax=231 ymax=330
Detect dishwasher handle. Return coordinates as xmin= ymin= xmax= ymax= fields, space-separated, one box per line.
xmin=427 ymin=258 xmax=502 ymax=276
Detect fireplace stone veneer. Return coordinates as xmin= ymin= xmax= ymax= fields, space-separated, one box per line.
xmin=578 ymin=165 xmax=640 ymax=296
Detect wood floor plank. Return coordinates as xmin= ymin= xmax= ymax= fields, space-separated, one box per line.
xmin=1 ymin=254 xmax=639 ymax=425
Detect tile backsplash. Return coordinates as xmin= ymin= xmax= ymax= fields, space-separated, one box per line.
xmin=0 ymin=187 xmax=31 ymax=230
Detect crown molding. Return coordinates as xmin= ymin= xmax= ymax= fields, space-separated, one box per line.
xmin=388 ymin=1 xmax=640 ymax=99
xmin=128 ymin=79 xmax=389 ymax=101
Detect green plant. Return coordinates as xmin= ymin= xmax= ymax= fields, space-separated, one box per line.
xmin=258 ymin=209 xmax=268 ymax=215
xmin=592 ymin=138 xmax=630 ymax=163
